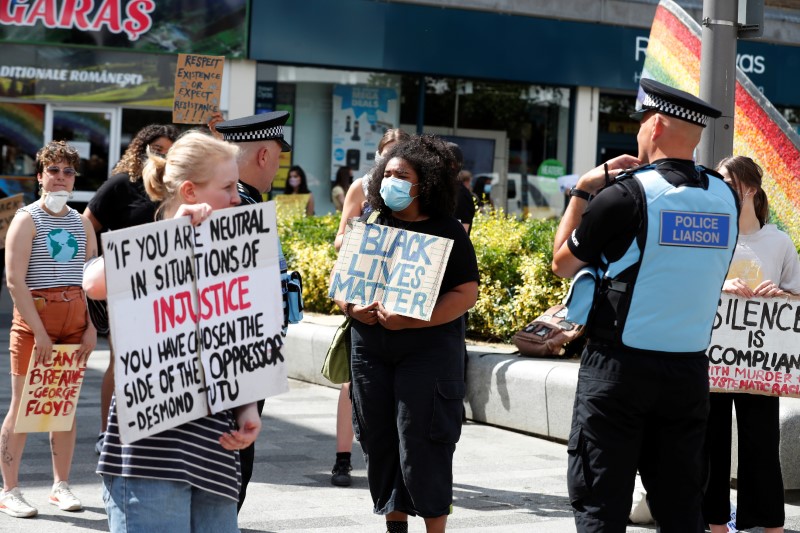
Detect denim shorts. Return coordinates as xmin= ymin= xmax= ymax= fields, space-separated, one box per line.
xmin=102 ymin=475 xmax=239 ymax=533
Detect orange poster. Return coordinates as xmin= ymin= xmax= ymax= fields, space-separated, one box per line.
xmin=172 ymin=53 xmax=224 ymax=124
xmin=15 ymin=345 xmax=85 ymax=433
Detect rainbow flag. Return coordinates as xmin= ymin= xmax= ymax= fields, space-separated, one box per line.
xmin=643 ymin=0 xmax=800 ymax=246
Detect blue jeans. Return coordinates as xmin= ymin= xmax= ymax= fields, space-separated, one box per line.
xmin=102 ymin=475 xmax=239 ymax=533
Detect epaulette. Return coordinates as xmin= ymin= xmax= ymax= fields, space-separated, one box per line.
xmin=616 ymin=162 xmax=657 ymax=180
xmin=699 ymin=165 xmax=725 ymax=181
xmin=596 ymin=163 xmax=655 ymax=195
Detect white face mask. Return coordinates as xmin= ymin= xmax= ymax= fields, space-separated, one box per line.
xmin=43 ymin=191 xmax=71 ymax=213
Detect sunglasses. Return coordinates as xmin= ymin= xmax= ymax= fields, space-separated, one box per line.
xmin=44 ymin=166 xmax=77 ymax=177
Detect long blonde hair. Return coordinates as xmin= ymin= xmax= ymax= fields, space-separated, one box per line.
xmin=143 ymin=131 xmax=239 ymax=218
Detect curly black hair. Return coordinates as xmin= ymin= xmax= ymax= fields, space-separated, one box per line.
xmin=113 ymin=124 xmax=180 ymax=181
xmin=366 ymin=134 xmax=458 ymax=218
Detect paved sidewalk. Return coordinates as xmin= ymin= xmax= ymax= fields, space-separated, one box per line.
xmin=0 ymin=311 xmax=799 ymax=531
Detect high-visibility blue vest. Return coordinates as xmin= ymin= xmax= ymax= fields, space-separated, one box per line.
xmin=587 ymin=164 xmax=738 ymax=352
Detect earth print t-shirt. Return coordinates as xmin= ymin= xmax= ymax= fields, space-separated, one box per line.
xmin=47 ymin=228 xmax=80 ymax=262
xmin=20 ymin=203 xmax=86 ymax=289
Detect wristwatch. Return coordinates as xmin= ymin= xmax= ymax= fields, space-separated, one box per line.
xmin=569 ymin=187 xmax=592 ymax=201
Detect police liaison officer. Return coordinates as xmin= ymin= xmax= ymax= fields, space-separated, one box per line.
xmin=214 ymin=111 xmax=292 ymax=512
xmin=552 ymin=79 xmax=739 ymax=532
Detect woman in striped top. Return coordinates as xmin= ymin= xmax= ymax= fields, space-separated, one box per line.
xmin=84 ymin=131 xmax=261 ymax=533
xmin=0 ymin=140 xmax=98 ymax=518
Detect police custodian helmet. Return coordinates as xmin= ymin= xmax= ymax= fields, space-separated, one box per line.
xmin=215 ymin=110 xmax=292 ymax=151
xmin=630 ymin=78 xmax=721 ymax=127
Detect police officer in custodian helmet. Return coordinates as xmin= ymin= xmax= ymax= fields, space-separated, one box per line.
xmin=551 ymin=79 xmax=739 ymax=532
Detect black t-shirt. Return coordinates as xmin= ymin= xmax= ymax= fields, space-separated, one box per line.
xmin=378 ymin=214 xmax=480 ymax=296
xmin=453 ymin=186 xmax=476 ymax=233
xmin=567 ymin=159 xmax=720 ymax=266
xmin=87 ymin=173 xmax=157 ymax=230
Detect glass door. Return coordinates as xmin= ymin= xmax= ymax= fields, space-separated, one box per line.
xmin=46 ymin=106 xmax=120 ymax=210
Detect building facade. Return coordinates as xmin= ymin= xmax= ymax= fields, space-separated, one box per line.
xmin=2 ymin=0 xmax=799 ymax=214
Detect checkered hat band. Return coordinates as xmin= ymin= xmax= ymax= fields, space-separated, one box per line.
xmin=222 ymin=125 xmax=284 ymax=142
xmin=642 ymin=93 xmax=709 ymax=126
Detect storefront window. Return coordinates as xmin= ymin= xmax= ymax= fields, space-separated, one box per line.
xmin=597 ymin=92 xmax=638 ymax=163
xmin=401 ymin=78 xmax=570 ymax=173
xmin=0 ymin=102 xmax=44 ymax=200
xmin=258 ymin=65 xmax=572 ymax=217
xmin=401 ymin=76 xmax=571 ymax=216
xmin=119 ymin=109 xmax=178 ymax=161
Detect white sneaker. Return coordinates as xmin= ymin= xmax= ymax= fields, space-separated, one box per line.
xmin=0 ymin=487 xmax=37 ymax=518
xmin=49 ymin=481 xmax=82 ymax=511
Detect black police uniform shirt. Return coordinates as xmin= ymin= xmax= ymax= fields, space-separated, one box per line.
xmin=88 ymin=172 xmax=158 ymax=230
xmin=237 ymin=180 xmax=262 ymax=205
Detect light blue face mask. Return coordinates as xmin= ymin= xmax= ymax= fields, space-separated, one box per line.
xmin=484 ymin=184 xmax=492 ymax=194
xmin=380 ymin=177 xmax=417 ymax=211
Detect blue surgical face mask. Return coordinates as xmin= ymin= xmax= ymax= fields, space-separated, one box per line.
xmin=380 ymin=177 xmax=417 ymax=211
xmin=484 ymin=184 xmax=492 ymax=194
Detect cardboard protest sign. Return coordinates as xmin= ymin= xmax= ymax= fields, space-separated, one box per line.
xmin=15 ymin=345 xmax=85 ymax=433
xmin=172 ymin=53 xmax=224 ymax=124
xmin=0 ymin=193 xmax=25 ymax=249
xmin=329 ymin=222 xmax=453 ymax=321
xmin=707 ymin=293 xmax=800 ymax=397
xmin=103 ymin=202 xmax=286 ymax=443
xmin=275 ymin=194 xmax=310 ymax=218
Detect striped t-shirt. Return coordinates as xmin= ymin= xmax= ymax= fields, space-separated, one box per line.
xmin=97 ymin=397 xmax=242 ymax=501
xmin=21 ymin=203 xmax=86 ymax=289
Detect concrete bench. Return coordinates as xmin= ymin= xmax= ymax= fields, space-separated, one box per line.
xmin=283 ymin=314 xmax=800 ymax=490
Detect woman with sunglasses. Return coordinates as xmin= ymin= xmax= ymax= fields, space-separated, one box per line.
xmin=0 ymin=140 xmax=97 ymax=518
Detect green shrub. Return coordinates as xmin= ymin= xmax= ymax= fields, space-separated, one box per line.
xmin=277 ymin=207 xmax=569 ymax=343
xmin=469 ymin=210 xmax=570 ymax=342
xmin=278 ymin=211 xmax=340 ymax=314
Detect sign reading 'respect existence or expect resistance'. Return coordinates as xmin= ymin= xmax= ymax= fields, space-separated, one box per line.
xmin=102 ymin=202 xmax=287 ymax=444
xmin=329 ymin=221 xmax=453 ymax=321
xmin=172 ymin=53 xmax=224 ymax=124
xmin=15 ymin=345 xmax=85 ymax=433
xmin=708 ymin=294 xmax=800 ymax=398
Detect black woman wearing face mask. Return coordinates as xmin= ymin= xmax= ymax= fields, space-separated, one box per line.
xmin=332 ymin=135 xmax=479 ymax=533
xmin=330 ymin=128 xmax=409 ymax=488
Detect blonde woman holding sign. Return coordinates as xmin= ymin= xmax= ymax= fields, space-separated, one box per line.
xmin=332 ymin=135 xmax=479 ymax=533
xmin=703 ymin=156 xmax=800 ymax=533
xmin=1 ymin=141 xmax=97 ymax=518
xmin=84 ymin=131 xmax=261 ymax=533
